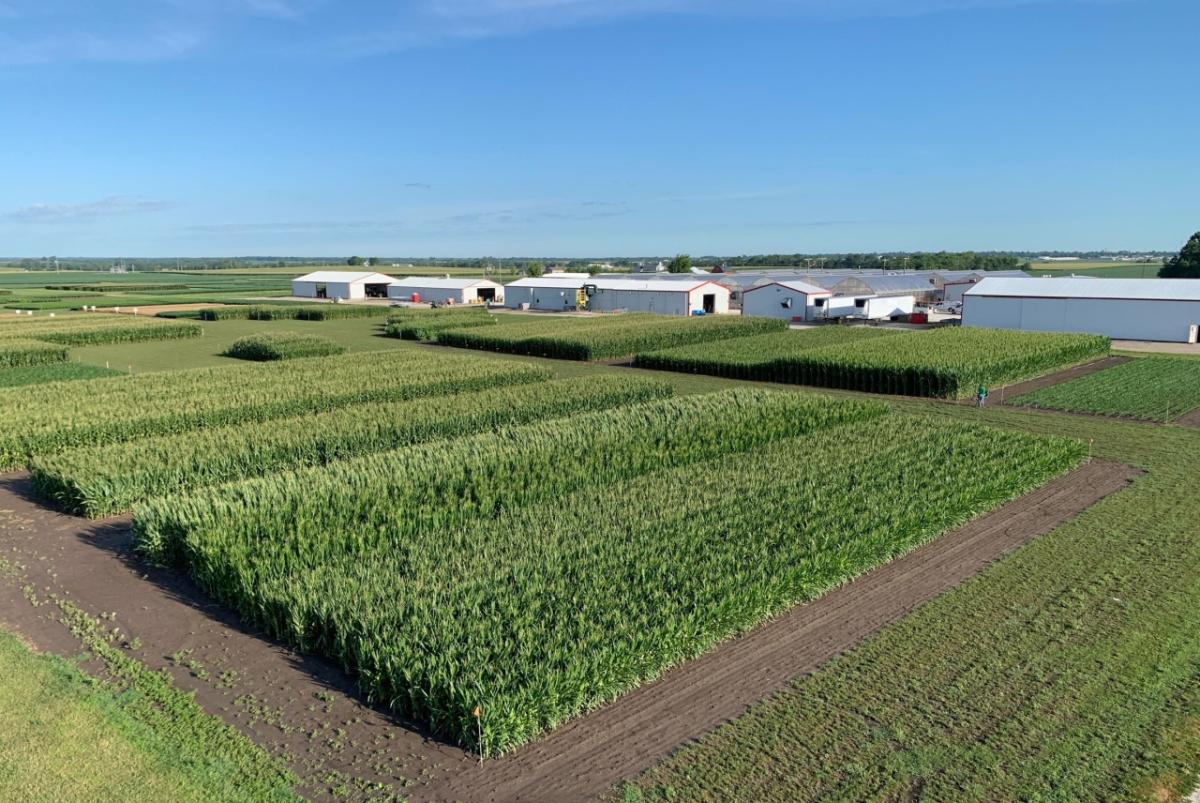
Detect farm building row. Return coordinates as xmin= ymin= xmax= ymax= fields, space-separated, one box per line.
xmin=292 ymin=272 xmax=504 ymax=304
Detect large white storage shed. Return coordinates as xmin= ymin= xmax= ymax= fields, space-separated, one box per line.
xmin=387 ymin=277 xmax=503 ymax=305
xmin=292 ymin=271 xmax=398 ymax=300
xmin=584 ymin=278 xmax=731 ymax=316
xmin=741 ymin=280 xmax=832 ymax=321
xmin=503 ymin=277 xmax=586 ymax=311
xmin=963 ymin=277 xmax=1200 ymax=343
xmin=938 ymin=270 xmax=1028 ymax=304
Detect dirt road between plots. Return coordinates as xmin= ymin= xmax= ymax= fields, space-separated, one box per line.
xmin=0 ymin=461 xmax=1138 ymax=802
xmin=1176 ymin=408 xmax=1200 ymax=429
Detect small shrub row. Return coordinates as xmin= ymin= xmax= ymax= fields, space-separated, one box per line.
xmin=223 ymin=332 xmax=346 ymax=361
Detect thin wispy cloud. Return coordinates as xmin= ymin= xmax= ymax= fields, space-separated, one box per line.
xmin=190 ymin=199 xmax=632 ymax=236
xmin=338 ymin=0 xmax=1135 ymax=53
xmin=5 ymin=197 xmax=177 ymax=224
xmin=0 ymin=0 xmax=1135 ymax=65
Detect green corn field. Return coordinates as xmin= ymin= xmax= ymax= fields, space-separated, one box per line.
xmin=133 ymin=405 xmax=1081 ymax=755
xmin=0 ymin=339 xmax=68 ymax=368
xmin=33 ymin=374 xmax=672 ymax=516
xmin=222 ymin=332 xmax=347 ymax=361
xmin=436 ymin=313 xmax=787 ymax=360
xmin=634 ymin=327 xmax=899 ymax=379
xmin=0 ymin=316 xmax=202 ymax=346
xmin=0 ymin=350 xmax=549 ymax=471
xmin=1013 ymin=356 xmax=1200 ymax=420
xmin=639 ymin=326 xmax=1109 ymax=398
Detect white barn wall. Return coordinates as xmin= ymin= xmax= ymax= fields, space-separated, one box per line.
xmin=586 ymin=283 xmax=731 ymax=316
xmin=964 ymin=296 xmax=1200 ymax=342
xmin=504 ymin=283 xmax=582 ymax=311
xmin=589 ymin=288 xmax=688 ymax=315
xmin=687 ymin=285 xmax=730 ymax=315
xmin=742 ymin=285 xmax=826 ymax=321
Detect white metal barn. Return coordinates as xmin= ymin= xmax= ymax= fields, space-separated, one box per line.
xmin=386 ymin=277 xmax=504 ymax=305
xmin=584 ymin=278 xmax=731 ymax=316
xmin=937 ymin=270 xmax=1029 ymax=305
xmin=292 ymin=271 xmax=398 ymax=300
xmin=503 ymin=277 xmax=586 ymax=311
xmin=963 ymin=277 xmax=1200 ymax=343
xmin=741 ymin=280 xmax=832 ymax=321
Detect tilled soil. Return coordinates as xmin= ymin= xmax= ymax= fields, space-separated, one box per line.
xmin=1176 ymin=408 xmax=1200 ymax=429
xmin=0 ymin=461 xmax=1138 ymax=802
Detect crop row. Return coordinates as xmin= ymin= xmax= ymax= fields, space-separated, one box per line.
xmin=135 ymin=406 xmax=1081 ymax=753
xmin=641 ymin=327 xmax=1109 ymax=398
xmin=0 ymin=350 xmax=548 ymax=470
xmin=223 ymin=332 xmax=346 ymax=361
xmin=437 ymin=313 xmax=787 ymax=360
xmin=198 ymin=304 xmax=390 ymax=321
xmin=35 ymin=374 xmax=671 ymax=517
xmin=0 ymin=316 xmax=202 ymax=346
xmin=1014 ymin=356 xmax=1200 ymax=421
xmin=0 ymin=339 xmax=68 ymax=368
xmin=44 ymin=283 xmax=192 ymax=292
xmin=384 ymin=309 xmax=499 ymax=341
xmin=634 ymin=327 xmax=898 ymax=380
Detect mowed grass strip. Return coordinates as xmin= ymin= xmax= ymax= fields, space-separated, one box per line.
xmin=1013 ymin=356 xmax=1200 ymax=421
xmin=618 ymin=411 xmax=1198 ymax=803
xmin=223 ymin=332 xmax=346 ymax=361
xmin=135 ymin=402 xmax=1080 ymax=754
xmin=633 ymin=326 xmax=898 ymax=380
xmin=0 ymin=338 xmax=67 ymax=368
xmin=665 ymin=327 xmax=1108 ymax=398
xmin=34 ymin=375 xmax=672 ymax=517
xmin=0 ymin=629 xmax=297 ymax=803
xmin=437 ymin=313 xmax=787 ymax=360
xmin=0 ymin=350 xmax=549 ymax=470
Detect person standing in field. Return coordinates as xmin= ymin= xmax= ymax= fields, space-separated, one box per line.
xmin=976 ymin=385 xmax=989 ymax=408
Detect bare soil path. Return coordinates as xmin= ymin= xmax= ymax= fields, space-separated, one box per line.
xmin=1176 ymin=408 xmax=1200 ymax=429
xmin=0 ymin=461 xmax=1138 ymax=802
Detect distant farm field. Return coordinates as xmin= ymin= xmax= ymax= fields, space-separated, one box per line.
xmin=1027 ymin=260 xmax=1162 ymax=278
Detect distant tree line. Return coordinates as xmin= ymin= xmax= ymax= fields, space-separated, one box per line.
xmin=1159 ymin=232 xmax=1200 ymax=278
xmin=712 ymin=252 xmax=1028 ymax=272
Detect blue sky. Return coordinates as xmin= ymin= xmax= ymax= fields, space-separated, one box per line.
xmin=0 ymin=0 xmax=1196 ymax=257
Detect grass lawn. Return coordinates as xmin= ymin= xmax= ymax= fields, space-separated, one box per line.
xmin=70 ymin=316 xmax=410 ymax=372
xmin=618 ymin=404 xmax=1200 ymax=802
xmin=0 ymin=628 xmax=296 ymax=803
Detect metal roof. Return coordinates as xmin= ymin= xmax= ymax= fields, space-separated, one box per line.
xmin=389 ymin=277 xmax=502 ymax=289
xmin=505 ymin=277 xmax=587 ymax=288
xmin=943 ymin=269 xmax=1028 ymax=279
xmin=587 ymin=278 xmax=725 ymax=292
xmin=293 ymin=271 xmax=397 ymax=284
xmin=743 ymin=280 xmax=831 ymax=296
xmin=965 ymin=277 xmax=1200 ymax=301
xmin=837 ymin=275 xmax=936 ymax=293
